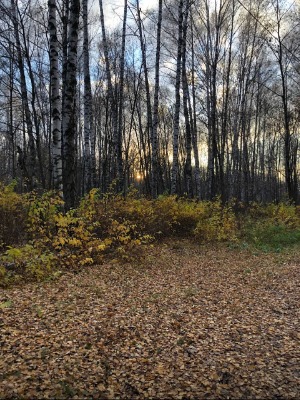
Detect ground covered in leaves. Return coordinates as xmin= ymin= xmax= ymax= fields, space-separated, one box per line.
xmin=1 ymin=241 xmax=300 ymax=399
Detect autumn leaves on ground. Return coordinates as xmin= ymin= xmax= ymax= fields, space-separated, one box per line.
xmin=1 ymin=241 xmax=299 ymax=399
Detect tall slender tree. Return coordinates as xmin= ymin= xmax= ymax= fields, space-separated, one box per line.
xmin=171 ymin=0 xmax=184 ymax=195
xmin=117 ymin=0 xmax=128 ymax=194
xmin=48 ymin=0 xmax=62 ymax=191
xmin=11 ymin=0 xmax=36 ymax=189
xmin=99 ymin=0 xmax=121 ymax=191
xmin=151 ymin=0 xmax=163 ymax=198
xmin=62 ymin=0 xmax=80 ymax=210
xmin=82 ymin=0 xmax=93 ymax=193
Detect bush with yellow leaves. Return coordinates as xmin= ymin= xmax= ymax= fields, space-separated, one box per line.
xmin=0 ymin=189 xmax=107 ymax=285
xmin=78 ymin=188 xmax=154 ymax=261
xmin=1 ymin=182 xmax=299 ymax=286
xmin=193 ymin=199 xmax=237 ymax=242
xmin=0 ymin=181 xmax=28 ymax=249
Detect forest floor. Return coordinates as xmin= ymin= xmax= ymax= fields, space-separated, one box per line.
xmin=0 ymin=240 xmax=300 ymax=399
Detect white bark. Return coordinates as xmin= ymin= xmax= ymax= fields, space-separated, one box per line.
xmin=83 ymin=0 xmax=92 ymax=192
xmin=62 ymin=0 xmax=80 ymax=209
xmin=48 ymin=0 xmax=62 ymax=191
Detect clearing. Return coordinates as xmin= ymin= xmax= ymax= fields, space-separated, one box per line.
xmin=0 ymin=241 xmax=299 ymax=399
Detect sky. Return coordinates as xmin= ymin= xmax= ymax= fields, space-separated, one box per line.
xmin=100 ymin=0 xmax=159 ymax=29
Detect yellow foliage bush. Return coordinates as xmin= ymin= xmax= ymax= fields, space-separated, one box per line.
xmin=0 ymin=189 xmax=108 ymax=285
xmin=0 ymin=182 xmax=299 ymax=286
xmin=265 ymin=203 xmax=300 ymax=228
xmin=0 ymin=181 xmax=28 ymax=249
xmin=80 ymin=192 xmax=153 ymax=260
xmin=86 ymin=193 xmax=237 ymax=242
xmin=1 ymin=244 xmax=56 ymax=284
xmin=247 ymin=202 xmax=300 ymax=227
xmin=193 ymin=199 xmax=237 ymax=242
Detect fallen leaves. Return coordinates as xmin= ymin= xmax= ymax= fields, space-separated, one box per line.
xmin=0 ymin=240 xmax=299 ymax=398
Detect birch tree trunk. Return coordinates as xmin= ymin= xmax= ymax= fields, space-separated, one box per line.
xmin=48 ymin=0 xmax=62 ymax=191
xmin=83 ymin=0 xmax=93 ymax=193
xmin=151 ymin=0 xmax=163 ymax=198
xmin=62 ymin=0 xmax=80 ymax=210
xmin=171 ymin=0 xmax=184 ymax=195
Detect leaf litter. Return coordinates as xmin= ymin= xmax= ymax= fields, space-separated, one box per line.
xmin=0 ymin=240 xmax=299 ymax=399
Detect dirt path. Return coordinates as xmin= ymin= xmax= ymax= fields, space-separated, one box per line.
xmin=1 ymin=241 xmax=299 ymax=399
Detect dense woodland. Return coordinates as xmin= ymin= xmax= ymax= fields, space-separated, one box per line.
xmin=1 ymin=2 xmax=300 ymax=396
xmin=0 ymin=0 xmax=300 ymax=209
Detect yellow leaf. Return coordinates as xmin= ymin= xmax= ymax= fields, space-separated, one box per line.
xmin=68 ymin=238 xmax=81 ymax=247
xmin=104 ymin=238 xmax=113 ymax=246
xmin=80 ymin=257 xmax=94 ymax=266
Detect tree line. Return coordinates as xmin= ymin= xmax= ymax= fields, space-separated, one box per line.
xmin=0 ymin=0 xmax=299 ymax=209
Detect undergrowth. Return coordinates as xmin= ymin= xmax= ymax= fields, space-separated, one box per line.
xmin=0 ymin=182 xmax=299 ymax=286
xmin=241 ymin=202 xmax=300 ymax=252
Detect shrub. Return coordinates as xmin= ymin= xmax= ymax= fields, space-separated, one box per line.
xmin=0 ymin=189 xmax=107 ymax=285
xmin=1 ymin=244 xmax=56 ymax=281
xmin=240 ymin=202 xmax=300 ymax=251
xmin=78 ymin=189 xmax=154 ymax=260
xmin=1 ymin=183 xmax=299 ymax=286
xmin=193 ymin=199 xmax=237 ymax=242
xmin=0 ymin=181 xmax=28 ymax=249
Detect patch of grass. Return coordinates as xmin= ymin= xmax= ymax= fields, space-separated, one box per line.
xmin=243 ymin=222 xmax=300 ymax=252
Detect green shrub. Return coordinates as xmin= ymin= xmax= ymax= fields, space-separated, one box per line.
xmin=243 ymin=221 xmax=300 ymax=252
xmin=239 ymin=202 xmax=300 ymax=252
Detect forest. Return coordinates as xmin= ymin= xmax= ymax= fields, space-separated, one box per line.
xmin=0 ymin=0 xmax=299 ymax=207
xmin=0 ymin=0 xmax=300 ymax=399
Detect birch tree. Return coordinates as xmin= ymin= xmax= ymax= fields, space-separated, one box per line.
xmin=83 ymin=0 xmax=93 ymax=192
xmin=151 ymin=0 xmax=163 ymax=198
xmin=48 ymin=0 xmax=62 ymax=191
xmin=62 ymin=0 xmax=80 ymax=210
xmin=171 ymin=0 xmax=184 ymax=195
